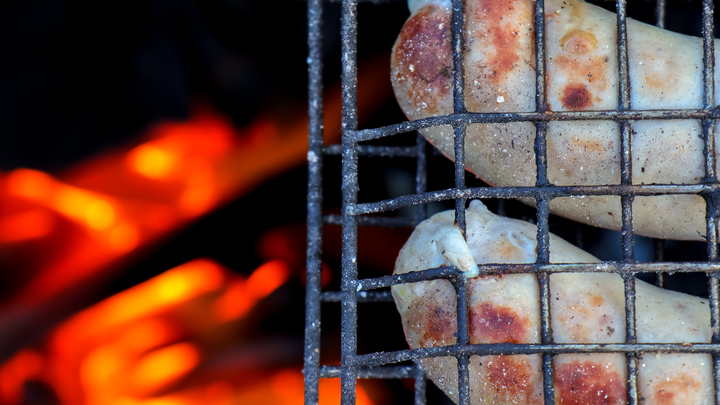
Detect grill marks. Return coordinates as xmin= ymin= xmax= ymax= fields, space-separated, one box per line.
xmin=390 ymin=0 xmax=717 ymax=402
xmin=470 ymin=301 xmax=531 ymax=344
xmin=554 ymin=359 xmax=627 ymax=404
xmin=478 ymin=355 xmax=542 ymax=404
xmin=392 ymin=4 xmax=452 ymax=115
xmin=545 ymin=6 xmax=614 ymax=111
xmin=418 ymin=303 xmax=457 ymax=348
xmin=562 ymin=83 xmax=592 ymax=109
xmin=394 ymin=0 xmax=614 ymax=113
xmin=473 ymin=0 xmax=525 ymax=84
xmin=552 ymin=52 xmax=611 ymax=110
xmin=651 ymin=370 xmax=703 ymax=405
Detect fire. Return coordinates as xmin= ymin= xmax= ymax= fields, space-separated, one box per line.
xmin=213 ymin=260 xmax=290 ymax=321
xmin=0 ymin=209 xmax=55 ymax=243
xmin=129 ymin=342 xmax=201 ymax=395
xmin=0 ymin=258 xmax=380 ymax=405
xmin=128 ymin=145 xmax=177 ymax=179
xmin=0 ymin=349 xmax=44 ymax=404
xmin=270 ymin=371 xmax=375 ymax=405
xmin=0 ymin=259 xmax=306 ymax=405
xmin=0 ymin=53 xmax=389 ymax=310
xmin=7 ymin=168 xmax=138 ymax=253
xmin=0 ymin=55 xmax=392 ymax=405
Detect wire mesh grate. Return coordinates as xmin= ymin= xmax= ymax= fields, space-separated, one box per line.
xmin=305 ymin=0 xmax=720 ymax=404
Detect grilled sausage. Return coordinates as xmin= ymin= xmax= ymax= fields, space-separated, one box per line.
xmin=392 ymin=200 xmax=712 ymax=404
xmin=391 ymin=0 xmax=720 ymax=240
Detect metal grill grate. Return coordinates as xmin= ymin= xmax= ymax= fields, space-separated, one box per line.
xmin=305 ymin=0 xmax=720 ymax=404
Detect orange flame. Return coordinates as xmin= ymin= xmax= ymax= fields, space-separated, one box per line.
xmin=0 ymin=55 xmax=390 ymax=312
xmin=8 ymin=169 xmax=123 ymax=236
xmin=53 ymin=259 xmax=224 ymax=344
xmin=0 ymin=55 xmax=392 ymax=405
xmin=0 ymin=209 xmax=55 ymax=243
xmin=0 ymin=349 xmax=44 ymax=404
xmin=0 ymin=258 xmax=303 ymax=405
xmin=129 ymin=343 xmax=201 ymax=395
xmin=259 ymin=370 xmax=375 ymax=405
xmin=213 ymin=260 xmax=290 ymax=321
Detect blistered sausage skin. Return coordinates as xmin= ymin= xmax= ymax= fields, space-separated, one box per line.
xmin=391 ymin=0 xmax=720 ymax=240
xmin=392 ymin=200 xmax=713 ymax=404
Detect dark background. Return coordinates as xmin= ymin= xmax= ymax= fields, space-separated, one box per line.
xmin=0 ymin=0 xmax=718 ymax=403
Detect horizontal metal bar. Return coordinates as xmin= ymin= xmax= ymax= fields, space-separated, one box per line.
xmin=320 ymin=365 xmax=419 ymax=379
xmin=350 ymin=108 xmax=720 ymax=143
xmin=356 ymin=342 xmax=720 ymax=368
xmin=352 ymin=262 xmax=720 ymax=291
xmin=356 ymin=267 xmax=461 ymax=291
xmin=321 ymin=290 xmax=395 ymax=302
xmin=324 ymin=144 xmax=418 ymax=157
xmin=324 ymin=214 xmax=415 ymax=227
xmin=347 ymin=184 xmax=720 ymax=216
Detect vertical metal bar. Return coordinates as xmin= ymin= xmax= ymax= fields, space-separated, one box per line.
xmin=616 ymin=0 xmax=631 ymax=113
xmin=339 ymin=122 xmax=360 ymax=401
xmin=534 ymin=125 xmax=550 ymax=190
xmin=575 ymin=226 xmax=584 ymax=249
xmin=654 ymin=239 xmax=665 ymax=287
xmin=453 ymin=123 xmax=467 ymax=235
xmin=652 ymin=0 xmax=667 ymax=288
xmin=450 ymin=2 xmax=470 ymax=401
xmin=533 ymin=0 xmax=550 ymax=260
xmin=715 ymin=354 xmax=720 ymax=405
xmin=304 ymin=0 xmax=324 ymax=403
xmin=702 ymin=0 xmax=716 ymax=184
xmin=414 ymin=363 xmax=427 ymax=405
xmin=699 ymin=1 xmax=719 ymax=401
xmin=702 ymin=0 xmax=715 ymax=113
xmin=339 ymin=117 xmax=360 ymax=403
xmin=497 ymin=199 xmax=507 ymax=217
xmin=620 ymin=196 xmax=635 ymax=260
xmin=451 ymin=0 xmax=466 ymax=115
xmin=341 ymin=0 xmax=359 ymax=132
xmin=534 ymin=0 xmax=548 ymax=115
xmin=340 ymin=0 xmax=359 ymax=403
xmin=654 ymin=0 xmax=666 ymax=29
xmin=533 ymin=1 xmax=554 ymax=403
xmin=536 ymin=198 xmax=554 ymax=405
xmin=616 ymin=1 xmax=638 ymax=403
xmin=451 ymin=0 xmax=467 ymax=235
xmin=706 ymin=196 xmax=720 ymax=405
xmin=616 ymin=0 xmax=634 ymax=270
xmin=414 ymin=134 xmax=428 ymax=226
xmin=455 ymin=274 xmax=471 ymax=405
xmin=534 ymin=198 xmax=551 ymax=266
xmin=454 ymin=122 xmax=468 ymax=235
xmin=413 ymin=128 xmax=430 ymax=405
xmin=533 ymin=0 xmax=549 ymax=270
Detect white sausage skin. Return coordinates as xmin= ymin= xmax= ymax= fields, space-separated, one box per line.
xmin=392 ymin=201 xmax=713 ymax=404
xmin=391 ymin=0 xmax=720 ymax=240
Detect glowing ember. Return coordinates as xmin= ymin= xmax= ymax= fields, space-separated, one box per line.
xmin=128 ymin=145 xmax=178 ymax=179
xmin=0 ymin=209 xmax=55 ymax=243
xmin=0 ymin=55 xmax=392 ymax=405
xmin=0 ymin=259 xmax=301 ymax=405
xmin=0 ymin=349 xmax=44 ymax=404
xmin=129 ymin=342 xmax=201 ymax=395
xmin=0 ymin=55 xmax=389 ymax=311
xmin=213 ymin=260 xmax=290 ymax=321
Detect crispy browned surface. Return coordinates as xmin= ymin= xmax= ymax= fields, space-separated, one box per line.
xmin=392 ymin=201 xmax=713 ymax=404
xmin=391 ymin=0 xmax=719 ymax=240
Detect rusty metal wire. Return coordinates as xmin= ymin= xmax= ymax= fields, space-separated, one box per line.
xmin=304 ymin=0 xmax=720 ymax=404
